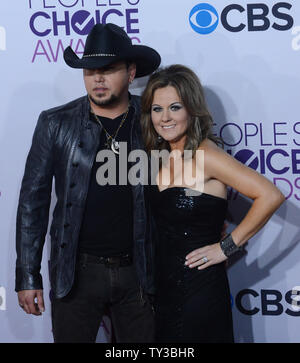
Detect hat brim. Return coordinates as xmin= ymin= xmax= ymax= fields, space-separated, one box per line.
xmin=64 ymin=45 xmax=161 ymax=78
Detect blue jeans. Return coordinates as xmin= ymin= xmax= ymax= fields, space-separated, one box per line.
xmin=51 ymin=254 xmax=155 ymax=343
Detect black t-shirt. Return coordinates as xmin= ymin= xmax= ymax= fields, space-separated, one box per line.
xmin=78 ymin=107 xmax=134 ymax=257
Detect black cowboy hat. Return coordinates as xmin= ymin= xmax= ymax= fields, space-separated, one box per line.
xmin=64 ymin=23 xmax=161 ymax=78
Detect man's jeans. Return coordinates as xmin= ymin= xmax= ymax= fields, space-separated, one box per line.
xmin=51 ymin=254 xmax=155 ymax=343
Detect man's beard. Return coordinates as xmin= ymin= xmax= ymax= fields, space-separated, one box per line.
xmin=89 ymin=93 xmax=119 ymax=107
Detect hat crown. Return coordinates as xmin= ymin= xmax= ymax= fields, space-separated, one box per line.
xmin=84 ymin=23 xmax=132 ymax=56
xmin=63 ymin=22 xmax=161 ymax=77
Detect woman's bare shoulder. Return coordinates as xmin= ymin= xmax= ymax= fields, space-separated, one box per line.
xmin=197 ymin=138 xmax=224 ymax=155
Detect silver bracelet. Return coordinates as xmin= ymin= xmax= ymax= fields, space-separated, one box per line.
xmin=220 ymin=233 xmax=241 ymax=257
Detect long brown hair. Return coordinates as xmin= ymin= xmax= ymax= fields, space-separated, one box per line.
xmin=141 ymin=64 xmax=222 ymax=155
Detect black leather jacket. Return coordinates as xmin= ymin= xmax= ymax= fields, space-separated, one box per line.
xmin=15 ymin=94 xmax=154 ymax=299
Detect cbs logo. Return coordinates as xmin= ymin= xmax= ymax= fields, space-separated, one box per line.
xmin=189 ymin=2 xmax=293 ymax=34
xmin=235 ymin=288 xmax=300 ymax=316
xmin=0 ymin=286 xmax=6 ymax=311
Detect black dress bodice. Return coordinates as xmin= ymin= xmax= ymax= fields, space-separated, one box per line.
xmin=150 ymin=186 xmax=228 ymax=255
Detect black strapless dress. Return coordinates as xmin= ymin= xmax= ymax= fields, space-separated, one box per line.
xmin=149 ymin=186 xmax=234 ymax=343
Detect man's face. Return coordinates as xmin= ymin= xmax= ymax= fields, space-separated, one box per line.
xmin=83 ymin=61 xmax=136 ymax=107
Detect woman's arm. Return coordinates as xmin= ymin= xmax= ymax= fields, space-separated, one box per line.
xmin=185 ymin=139 xmax=285 ymax=270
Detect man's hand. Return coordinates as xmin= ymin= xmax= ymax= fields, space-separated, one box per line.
xmin=18 ymin=290 xmax=45 ymax=316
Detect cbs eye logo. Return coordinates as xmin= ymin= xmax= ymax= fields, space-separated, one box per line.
xmin=189 ymin=3 xmax=219 ymax=35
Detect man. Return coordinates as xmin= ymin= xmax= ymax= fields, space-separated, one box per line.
xmin=15 ymin=23 xmax=161 ymax=343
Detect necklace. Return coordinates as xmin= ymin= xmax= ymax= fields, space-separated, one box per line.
xmin=91 ymin=106 xmax=130 ymax=155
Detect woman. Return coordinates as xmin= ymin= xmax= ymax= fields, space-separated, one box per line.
xmin=141 ymin=64 xmax=285 ymax=343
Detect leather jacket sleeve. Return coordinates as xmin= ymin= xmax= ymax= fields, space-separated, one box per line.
xmin=15 ymin=111 xmax=55 ymax=292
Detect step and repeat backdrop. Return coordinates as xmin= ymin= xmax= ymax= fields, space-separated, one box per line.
xmin=0 ymin=0 xmax=299 ymax=343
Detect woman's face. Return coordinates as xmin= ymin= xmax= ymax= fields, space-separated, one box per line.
xmin=151 ymin=86 xmax=189 ymax=145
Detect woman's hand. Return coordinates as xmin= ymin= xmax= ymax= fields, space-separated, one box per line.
xmin=185 ymin=243 xmax=227 ymax=270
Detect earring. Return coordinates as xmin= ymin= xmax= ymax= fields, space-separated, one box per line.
xmin=157 ymin=135 xmax=163 ymax=143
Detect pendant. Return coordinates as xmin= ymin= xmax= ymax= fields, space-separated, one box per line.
xmin=111 ymin=139 xmax=120 ymax=155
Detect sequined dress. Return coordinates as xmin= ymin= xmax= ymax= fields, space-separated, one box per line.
xmin=149 ymin=186 xmax=234 ymax=343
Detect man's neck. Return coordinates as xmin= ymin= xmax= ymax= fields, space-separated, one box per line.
xmin=89 ymin=95 xmax=130 ymax=119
